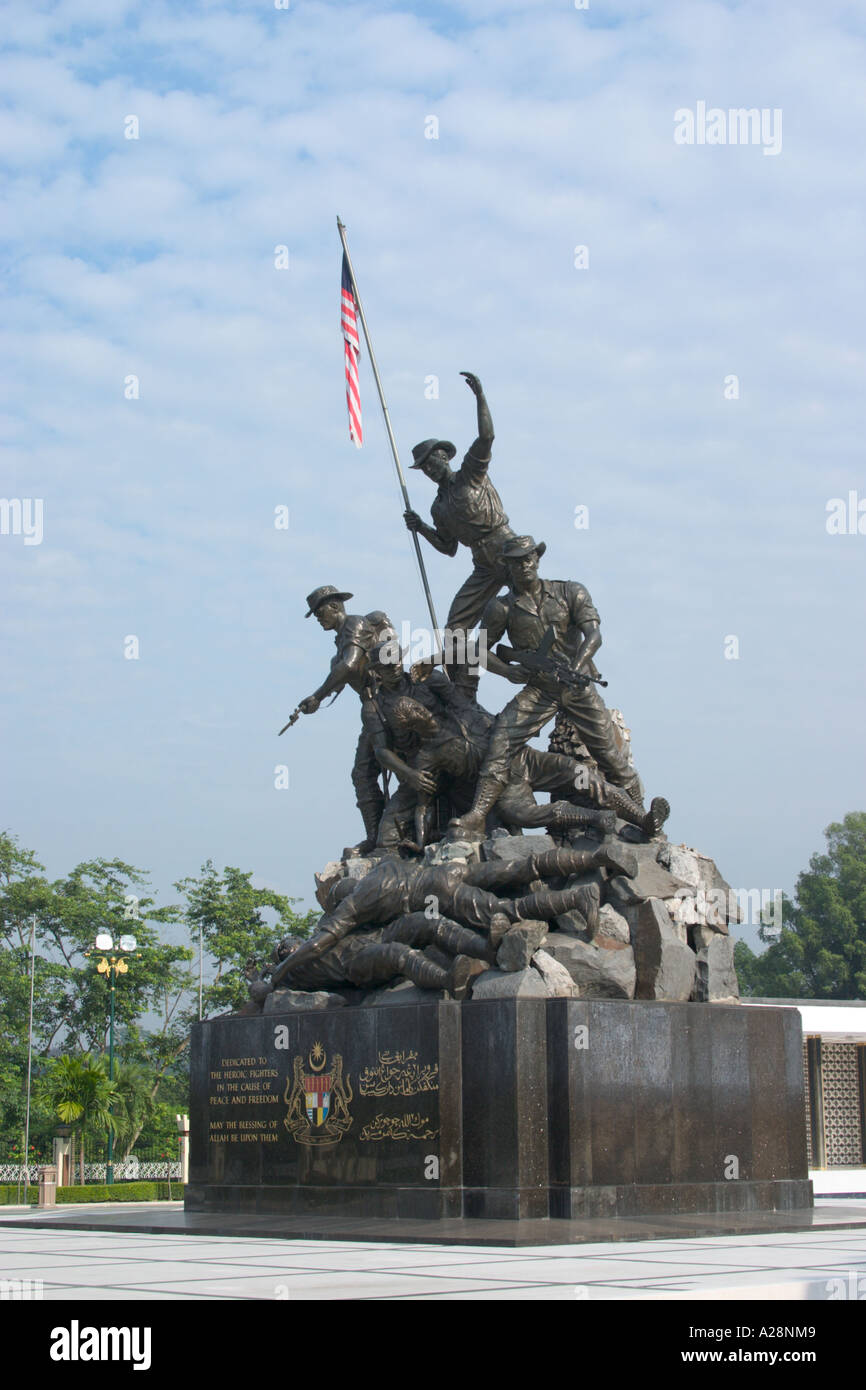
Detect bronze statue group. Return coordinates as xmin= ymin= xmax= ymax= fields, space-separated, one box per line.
xmin=245 ymin=374 xmax=670 ymax=1010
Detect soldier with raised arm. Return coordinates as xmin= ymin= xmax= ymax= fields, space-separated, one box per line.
xmin=404 ymin=372 xmax=516 ymax=671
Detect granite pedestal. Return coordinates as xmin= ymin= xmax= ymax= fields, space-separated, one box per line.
xmin=186 ymin=999 xmax=811 ymax=1223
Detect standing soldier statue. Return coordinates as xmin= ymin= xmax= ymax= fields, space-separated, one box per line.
xmin=404 ymin=372 xmax=517 ymax=674
xmin=294 ymin=585 xmax=396 ymax=852
xmin=450 ymin=536 xmax=648 ymax=837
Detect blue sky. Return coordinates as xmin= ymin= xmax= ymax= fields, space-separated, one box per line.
xmin=2 ymin=0 xmax=865 ymax=950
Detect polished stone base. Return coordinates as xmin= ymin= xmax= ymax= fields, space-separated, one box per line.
xmin=9 ymin=1199 xmax=859 ymax=1248
xmin=187 ymin=998 xmax=811 ymax=1223
xmin=185 ymin=1177 xmax=812 ymax=1222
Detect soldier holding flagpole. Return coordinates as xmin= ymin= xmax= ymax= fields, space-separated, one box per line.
xmin=404 ymin=371 xmax=517 ymax=676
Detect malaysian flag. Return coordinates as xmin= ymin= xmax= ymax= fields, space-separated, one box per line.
xmin=340 ymin=253 xmax=362 ymax=448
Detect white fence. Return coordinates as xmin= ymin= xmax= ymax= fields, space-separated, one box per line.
xmin=1 ymin=1158 xmax=181 ymax=1183
xmin=0 ymin=1165 xmax=40 ymax=1183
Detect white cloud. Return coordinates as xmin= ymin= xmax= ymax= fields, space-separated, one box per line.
xmin=2 ymin=0 xmax=865 ymax=934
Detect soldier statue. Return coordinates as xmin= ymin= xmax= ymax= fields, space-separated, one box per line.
xmin=451 ymin=536 xmax=647 ymax=837
xmin=296 ymin=585 xmax=395 ymax=851
xmin=361 ymin=641 xmax=625 ymax=850
xmin=260 ymin=374 xmax=677 ymax=1010
xmin=403 ymin=372 xmax=517 ymax=671
xmin=249 ymin=913 xmax=498 ymax=1002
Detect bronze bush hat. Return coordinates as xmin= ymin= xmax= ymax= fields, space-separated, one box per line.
xmin=500 ymin=535 xmax=547 ymax=561
xmin=410 ymin=438 xmax=457 ymax=469
xmin=305 ymin=585 xmax=354 ymax=618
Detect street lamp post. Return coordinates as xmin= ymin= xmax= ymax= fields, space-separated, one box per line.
xmin=92 ymin=932 xmax=138 ymax=1185
xmin=21 ymin=915 xmax=37 ymax=1205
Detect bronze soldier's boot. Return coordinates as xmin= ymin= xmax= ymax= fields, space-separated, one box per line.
xmin=643 ymin=797 xmax=670 ymax=837
xmin=466 ymin=845 xmax=636 ymax=896
xmin=549 ymin=803 xmax=617 ymax=834
xmin=392 ymin=946 xmax=487 ymax=999
xmin=393 ymin=946 xmax=450 ymax=991
xmin=556 ymin=882 xmax=601 ymax=936
xmin=520 ymin=882 xmax=601 ymax=936
xmin=465 ymin=858 xmax=541 ymax=891
xmin=504 ymin=881 xmax=613 ymax=925
xmin=432 ymin=918 xmax=498 ymax=963
xmin=448 ymin=775 xmax=506 ymax=838
xmin=353 ymin=797 xmax=384 ymax=855
xmin=447 ymin=955 xmax=489 ymax=1000
xmin=361 ymin=941 xmax=449 ymax=990
xmin=383 ymin=912 xmax=494 ymax=962
xmin=621 ymin=773 xmax=645 ymax=808
xmin=413 ymin=794 xmax=433 ymax=852
xmin=524 ymin=846 xmax=638 ymax=881
xmin=595 ymin=784 xmax=670 ymax=837
xmin=487 ymin=912 xmax=512 ymax=951
xmin=581 ymin=882 xmax=602 ymax=936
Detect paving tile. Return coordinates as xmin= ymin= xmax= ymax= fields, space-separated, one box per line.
xmin=592 ymin=1246 xmax=863 ymax=1270
xmin=1 ymin=1223 xmax=865 ymax=1301
xmin=192 ymin=1250 xmax=514 ymax=1273
xmin=366 ymin=1256 xmax=746 ymax=1285
xmin=409 ymin=1285 xmax=671 ymax=1301
xmin=40 ymin=1285 xmax=218 ymax=1301
xmin=6 ymin=1260 xmax=296 ymax=1288
xmin=108 ymin=1272 xmax=543 ymax=1300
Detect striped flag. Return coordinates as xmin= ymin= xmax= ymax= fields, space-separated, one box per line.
xmin=340 ymin=253 xmax=362 ymax=448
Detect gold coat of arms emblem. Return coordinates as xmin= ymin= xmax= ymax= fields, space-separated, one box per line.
xmin=283 ymin=1042 xmax=353 ymax=1146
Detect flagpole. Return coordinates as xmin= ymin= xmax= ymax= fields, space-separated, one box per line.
xmin=337 ymin=216 xmax=447 ymax=674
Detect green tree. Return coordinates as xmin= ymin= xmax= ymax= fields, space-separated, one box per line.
xmin=0 ymin=832 xmax=193 ymax=1055
xmin=133 ymin=1100 xmax=187 ymax=1157
xmin=35 ymin=1054 xmax=116 ymax=1183
xmin=0 ymin=831 xmax=194 ymax=1156
xmin=175 ymin=861 xmax=317 ymax=1015
xmin=110 ymin=1062 xmax=157 ymax=1161
xmin=34 ymin=856 xmax=191 ymax=1055
xmin=735 ymin=812 xmax=866 ymax=999
xmin=1 ymin=832 xmax=320 ymax=1159
xmin=0 ymin=835 xmax=72 ymax=1150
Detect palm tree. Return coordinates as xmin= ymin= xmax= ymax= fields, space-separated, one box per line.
xmin=111 ymin=1063 xmax=156 ymax=1162
xmin=36 ymin=1055 xmax=117 ymax=1184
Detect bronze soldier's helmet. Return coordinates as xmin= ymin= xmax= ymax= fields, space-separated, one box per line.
xmin=500 ymin=535 xmax=547 ymax=561
xmin=305 ymin=585 xmax=354 ymax=618
xmin=410 ymin=439 xmax=456 ymax=468
xmin=369 ymin=637 xmax=405 ymax=671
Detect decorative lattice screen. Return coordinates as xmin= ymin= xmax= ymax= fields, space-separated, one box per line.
xmin=821 ymin=1043 xmax=863 ymax=1167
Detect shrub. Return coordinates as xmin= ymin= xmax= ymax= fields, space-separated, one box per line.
xmin=0 ymin=1185 xmax=39 ymax=1205
xmin=55 ymin=1182 xmax=180 ymax=1202
xmin=0 ymin=1181 xmax=181 ymax=1204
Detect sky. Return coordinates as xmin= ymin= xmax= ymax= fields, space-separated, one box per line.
xmin=2 ymin=0 xmax=865 ymax=953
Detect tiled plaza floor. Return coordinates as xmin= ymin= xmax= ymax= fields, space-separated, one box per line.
xmin=1 ymin=1200 xmax=864 ymax=1300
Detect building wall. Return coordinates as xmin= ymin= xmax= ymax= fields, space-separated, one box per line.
xmin=743 ymin=1001 xmax=866 ymax=1191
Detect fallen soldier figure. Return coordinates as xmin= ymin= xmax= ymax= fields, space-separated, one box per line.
xmin=263 ymin=843 xmax=638 ymax=991
xmin=247 ymin=908 xmax=508 ymax=1004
